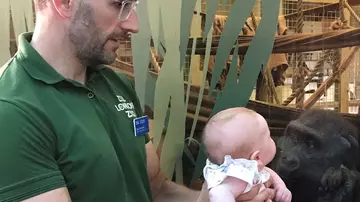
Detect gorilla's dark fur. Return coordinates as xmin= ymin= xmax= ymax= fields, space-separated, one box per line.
xmin=275 ymin=109 xmax=360 ymax=202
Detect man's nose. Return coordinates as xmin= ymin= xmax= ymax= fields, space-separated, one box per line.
xmin=119 ymin=12 xmax=139 ymax=33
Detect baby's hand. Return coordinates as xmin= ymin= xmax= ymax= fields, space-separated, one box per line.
xmin=274 ymin=184 xmax=292 ymax=202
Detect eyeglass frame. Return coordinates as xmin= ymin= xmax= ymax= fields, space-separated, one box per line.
xmin=117 ymin=0 xmax=139 ymax=22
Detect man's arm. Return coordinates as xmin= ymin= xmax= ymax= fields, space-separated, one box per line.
xmin=23 ymin=188 xmax=71 ymax=202
xmin=145 ymin=142 xmax=201 ymax=202
xmin=146 ymin=141 xmax=276 ymax=202
xmin=0 ymin=101 xmax=69 ymax=201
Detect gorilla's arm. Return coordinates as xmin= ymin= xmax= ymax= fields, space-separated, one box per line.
xmin=317 ymin=165 xmax=360 ymax=202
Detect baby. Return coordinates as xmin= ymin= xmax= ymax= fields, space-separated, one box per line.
xmin=202 ymin=107 xmax=291 ymax=202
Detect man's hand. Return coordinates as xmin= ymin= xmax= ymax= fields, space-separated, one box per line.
xmin=146 ymin=142 xmax=200 ymax=202
xmin=197 ymin=182 xmax=275 ymax=202
xmin=245 ymin=188 xmax=275 ymax=202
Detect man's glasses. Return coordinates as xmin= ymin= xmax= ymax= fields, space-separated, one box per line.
xmin=117 ymin=0 xmax=139 ymax=22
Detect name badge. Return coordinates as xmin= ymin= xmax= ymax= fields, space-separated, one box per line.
xmin=133 ymin=115 xmax=150 ymax=137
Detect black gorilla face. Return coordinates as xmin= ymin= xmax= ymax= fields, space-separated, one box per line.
xmin=278 ymin=123 xmax=349 ymax=179
xmin=275 ymin=109 xmax=359 ymax=201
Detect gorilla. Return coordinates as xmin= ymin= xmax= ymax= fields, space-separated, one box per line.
xmin=275 ymin=109 xmax=360 ymax=202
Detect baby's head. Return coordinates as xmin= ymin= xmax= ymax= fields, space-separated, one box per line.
xmin=203 ymin=107 xmax=276 ymax=169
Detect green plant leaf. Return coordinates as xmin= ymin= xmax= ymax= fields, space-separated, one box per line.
xmin=157 ymin=13 xmax=166 ymax=57
xmin=147 ymin=0 xmax=160 ymax=54
xmin=213 ymin=0 xmax=281 ymax=113
xmin=208 ymin=0 xmax=256 ymax=93
xmin=23 ymin=0 xmax=34 ymax=31
xmin=132 ymin=0 xmax=151 ymax=111
xmin=188 ymin=25 xmax=214 ymax=144
xmin=145 ymin=72 xmax=157 ymax=110
xmin=153 ymin=56 xmax=186 ymax=178
xmin=179 ymin=0 xmax=198 ymax=68
xmin=185 ymin=0 xmax=202 ymax=114
xmin=202 ymin=0 xmax=218 ymax=40
xmin=183 ymin=143 xmax=196 ymax=165
xmin=175 ymin=156 xmax=183 ymax=184
xmin=152 ymin=0 xmax=186 ymax=178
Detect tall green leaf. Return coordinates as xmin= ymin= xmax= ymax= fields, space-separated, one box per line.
xmin=179 ymin=0 xmax=198 ymax=68
xmin=188 ymin=26 xmax=214 ymax=145
xmin=175 ymin=155 xmax=184 ymax=184
xmin=23 ymin=0 xmax=34 ymax=31
xmin=185 ymin=0 xmax=202 ymax=116
xmin=132 ymin=0 xmax=151 ymax=111
xmin=151 ymin=0 xmax=187 ymax=178
xmin=213 ymin=0 xmax=281 ymax=113
xmin=157 ymin=13 xmax=166 ymax=57
xmin=208 ymin=0 xmax=256 ymax=93
xmin=202 ymin=0 xmax=219 ymax=40
xmin=147 ymin=0 xmax=160 ymax=54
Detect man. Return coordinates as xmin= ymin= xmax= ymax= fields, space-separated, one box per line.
xmin=0 ymin=0 xmax=275 ymax=201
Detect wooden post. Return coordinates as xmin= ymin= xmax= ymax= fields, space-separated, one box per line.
xmin=340 ymin=3 xmax=350 ymax=113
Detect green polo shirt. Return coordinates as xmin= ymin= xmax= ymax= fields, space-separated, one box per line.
xmin=0 ymin=32 xmax=153 ymax=202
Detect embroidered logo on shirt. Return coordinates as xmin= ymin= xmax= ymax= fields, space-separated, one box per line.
xmin=114 ymin=95 xmax=137 ymax=118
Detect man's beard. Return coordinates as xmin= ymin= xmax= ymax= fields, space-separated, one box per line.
xmin=68 ymin=2 xmax=117 ymax=66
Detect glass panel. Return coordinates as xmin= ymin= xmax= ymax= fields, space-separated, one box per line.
xmin=192 ymin=0 xmax=281 ymax=182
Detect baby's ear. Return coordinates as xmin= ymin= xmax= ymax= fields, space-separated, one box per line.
xmin=249 ymin=151 xmax=260 ymax=161
xmin=250 ymin=151 xmax=265 ymax=169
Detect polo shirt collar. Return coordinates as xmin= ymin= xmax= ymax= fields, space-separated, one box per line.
xmin=17 ymin=32 xmax=65 ymax=84
xmin=16 ymin=32 xmax=105 ymax=85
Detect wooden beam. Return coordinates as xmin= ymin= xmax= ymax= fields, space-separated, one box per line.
xmin=187 ymin=28 xmax=360 ymax=55
xmin=289 ymin=100 xmax=360 ymax=109
xmin=304 ymin=46 xmax=360 ymax=109
xmin=196 ymin=3 xmax=340 ymax=20
xmin=344 ymin=1 xmax=360 ymax=25
xmin=348 ymin=0 xmax=360 ymax=6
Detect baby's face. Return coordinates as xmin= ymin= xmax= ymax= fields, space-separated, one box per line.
xmin=260 ymin=134 xmax=277 ymax=165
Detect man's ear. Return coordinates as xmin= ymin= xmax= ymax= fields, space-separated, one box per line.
xmin=52 ymin=0 xmax=74 ymax=18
